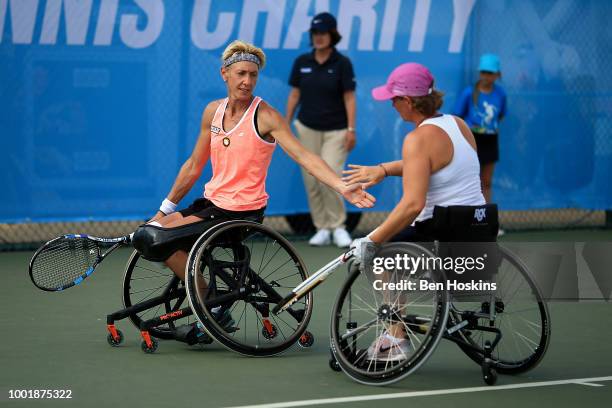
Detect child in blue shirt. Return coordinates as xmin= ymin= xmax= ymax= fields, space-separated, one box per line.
xmin=454 ymin=53 xmax=507 ymax=205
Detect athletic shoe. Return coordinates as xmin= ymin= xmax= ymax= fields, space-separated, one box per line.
xmin=366 ymin=332 xmax=411 ymax=361
xmin=309 ymin=229 xmax=331 ymax=246
xmin=497 ymin=228 xmax=505 ymax=237
xmin=176 ymin=308 xmax=236 ymax=345
xmin=174 ymin=322 xmax=212 ymax=345
xmin=211 ymin=307 xmax=236 ymax=332
xmin=333 ymin=227 xmax=352 ymax=248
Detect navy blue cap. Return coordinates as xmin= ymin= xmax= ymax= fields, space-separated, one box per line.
xmin=310 ymin=12 xmax=337 ymax=32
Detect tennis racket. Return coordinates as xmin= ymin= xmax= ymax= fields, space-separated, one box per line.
xmin=29 ymin=233 xmax=132 ymax=292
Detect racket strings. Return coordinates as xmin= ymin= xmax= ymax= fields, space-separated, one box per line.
xmin=31 ymin=238 xmax=99 ymax=290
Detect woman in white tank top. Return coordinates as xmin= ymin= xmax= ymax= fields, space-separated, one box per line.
xmin=346 ymin=63 xmax=485 ymax=361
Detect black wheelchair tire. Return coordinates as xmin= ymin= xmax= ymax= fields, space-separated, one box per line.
xmin=455 ymin=245 xmax=551 ymax=374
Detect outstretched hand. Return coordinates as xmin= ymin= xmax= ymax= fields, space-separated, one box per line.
xmin=342 ymin=164 xmax=386 ymax=189
xmin=341 ymin=183 xmax=376 ymax=209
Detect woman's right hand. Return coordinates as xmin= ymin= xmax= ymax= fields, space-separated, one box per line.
xmin=147 ymin=211 xmax=165 ymax=224
xmin=342 ymin=164 xmax=386 ymax=188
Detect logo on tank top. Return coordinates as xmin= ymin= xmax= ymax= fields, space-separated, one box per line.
xmin=474 ymin=208 xmax=487 ymax=222
xmin=211 ymin=126 xmax=221 ymax=134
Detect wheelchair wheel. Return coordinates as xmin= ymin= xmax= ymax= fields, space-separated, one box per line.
xmin=330 ymin=243 xmax=450 ymax=385
xmin=185 ymin=221 xmax=313 ymax=357
xmin=123 ymin=250 xmax=192 ymax=339
xmin=452 ymin=245 xmax=551 ymax=374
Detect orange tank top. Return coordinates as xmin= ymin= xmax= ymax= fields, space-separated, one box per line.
xmin=204 ymin=96 xmax=276 ymax=211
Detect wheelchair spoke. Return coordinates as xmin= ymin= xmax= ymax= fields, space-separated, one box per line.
xmin=261 ymin=257 xmax=294 ymax=281
xmin=134 ymin=265 xmax=172 ymax=278
xmin=340 ymin=317 xmax=379 ymax=341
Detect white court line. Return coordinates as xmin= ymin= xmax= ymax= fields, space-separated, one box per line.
xmin=223 ymin=376 xmax=612 ymax=408
xmin=577 ymin=382 xmax=605 ymax=387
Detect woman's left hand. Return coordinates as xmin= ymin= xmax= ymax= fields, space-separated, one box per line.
xmin=341 ymin=183 xmax=376 ymax=208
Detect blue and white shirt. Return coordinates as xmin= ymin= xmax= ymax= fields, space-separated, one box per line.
xmin=454 ymin=84 xmax=507 ymax=134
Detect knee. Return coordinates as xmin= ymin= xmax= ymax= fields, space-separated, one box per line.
xmin=132 ymin=225 xmax=173 ymax=262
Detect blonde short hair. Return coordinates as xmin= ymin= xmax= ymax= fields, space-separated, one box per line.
xmin=221 ymin=40 xmax=266 ymax=70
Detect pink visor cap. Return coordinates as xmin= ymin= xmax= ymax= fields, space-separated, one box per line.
xmin=372 ymin=63 xmax=435 ymax=100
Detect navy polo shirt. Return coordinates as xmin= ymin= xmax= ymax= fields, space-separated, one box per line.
xmin=288 ymin=49 xmax=356 ymax=131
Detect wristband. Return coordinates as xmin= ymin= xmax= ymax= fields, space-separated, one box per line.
xmin=378 ymin=163 xmax=388 ymax=177
xmin=159 ymin=198 xmax=177 ymax=215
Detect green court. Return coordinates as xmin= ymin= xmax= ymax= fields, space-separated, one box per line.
xmin=2 ymin=230 xmax=612 ymax=407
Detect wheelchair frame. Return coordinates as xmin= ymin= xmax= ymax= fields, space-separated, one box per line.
xmin=105 ymin=220 xmax=315 ymax=354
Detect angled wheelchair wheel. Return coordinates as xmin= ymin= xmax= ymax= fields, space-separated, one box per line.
xmin=185 ymin=221 xmax=313 ymax=357
xmin=451 ymin=245 xmax=551 ymax=374
xmin=330 ymin=243 xmax=450 ymax=385
xmin=123 ymin=250 xmax=192 ymax=339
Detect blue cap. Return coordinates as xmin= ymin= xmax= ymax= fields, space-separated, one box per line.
xmin=478 ymin=53 xmax=501 ymax=73
xmin=310 ymin=12 xmax=337 ymax=32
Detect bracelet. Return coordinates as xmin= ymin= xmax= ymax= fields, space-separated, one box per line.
xmin=159 ymin=198 xmax=177 ymax=215
xmin=378 ymin=163 xmax=388 ymax=177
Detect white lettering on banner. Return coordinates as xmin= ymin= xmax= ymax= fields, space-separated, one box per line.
xmin=408 ymin=0 xmax=431 ymax=52
xmin=337 ymin=0 xmax=377 ymax=51
xmin=1 ymin=0 xmax=474 ymax=51
xmin=40 ymin=0 xmax=93 ymax=45
xmin=120 ymin=0 xmax=164 ymax=49
xmin=378 ymin=0 xmax=400 ymax=51
xmin=449 ymin=0 xmax=476 ymax=52
xmin=93 ymin=0 xmax=118 ymax=46
xmin=238 ymin=0 xmax=286 ymax=49
xmin=0 ymin=0 xmax=39 ymax=44
xmin=191 ymin=0 xmax=235 ymax=50
xmin=283 ymin=0 xmax=330 ymax=49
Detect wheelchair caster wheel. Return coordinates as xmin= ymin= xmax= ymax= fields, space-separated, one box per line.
xmin=298 ymin=331 xmax=314 ymax=348
xmin=329 ymin=356 xmax=341 ymax=372
xmin=141 ymin=338 xmax=159 ymax=354
xmin=261 ymin=324 xmax=278 ymax=340
xmin=107 ymin=329 xmax=124 ymax=347
xmin=482 ymin=360 xmax=497 ymax=385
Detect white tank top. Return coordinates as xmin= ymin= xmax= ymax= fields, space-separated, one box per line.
xmin=415 ymin=114 xmax=485 ymax=222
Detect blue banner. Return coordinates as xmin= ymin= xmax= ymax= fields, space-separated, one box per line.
xmin=1 ymin=0 xmax=611 ymax=222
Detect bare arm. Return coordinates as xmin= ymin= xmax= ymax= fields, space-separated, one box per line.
xmin=151 ymin=102 xmax=218 ymax=220
xmin=285 ymin=87 xmax=300 ymax=123
xmin=343 ymin=90 xmax=356 ymax=151
xmin=258 ymin=102 xmax=375 ymax=209
xmin=369 ymin=130 xmax=431 ymax=243
xmin=342 ymin=160 xmax=403 ymax=188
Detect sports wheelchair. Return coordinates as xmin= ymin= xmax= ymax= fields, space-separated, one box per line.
xmin=326 ymin=241 xmax=551 ymax=386
xmin=105 ymin=220 xmax=315 ymax=355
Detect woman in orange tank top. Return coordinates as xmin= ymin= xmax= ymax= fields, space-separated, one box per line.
xmin=132 ymin=40 xmax=375 ymax=284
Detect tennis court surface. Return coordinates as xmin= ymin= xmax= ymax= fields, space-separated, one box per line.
xmin=2 ymin=230 xmax=611 ymax=407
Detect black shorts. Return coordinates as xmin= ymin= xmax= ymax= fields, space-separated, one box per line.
xmin=473 ymin=132 xmax=499 ymax=165
xmin=176 ymin=198 xmax=265 ymax=251
xmin=133 ymin=198 xmax=266 ymax=261
xmin=179 ymin=197 xmax=265 ymax=222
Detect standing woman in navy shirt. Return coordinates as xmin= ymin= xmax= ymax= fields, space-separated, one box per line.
xmin=454 ymin=54 xmax=507 ymax=205
xmin=285 ymin=12 xmax=356 ymax=248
